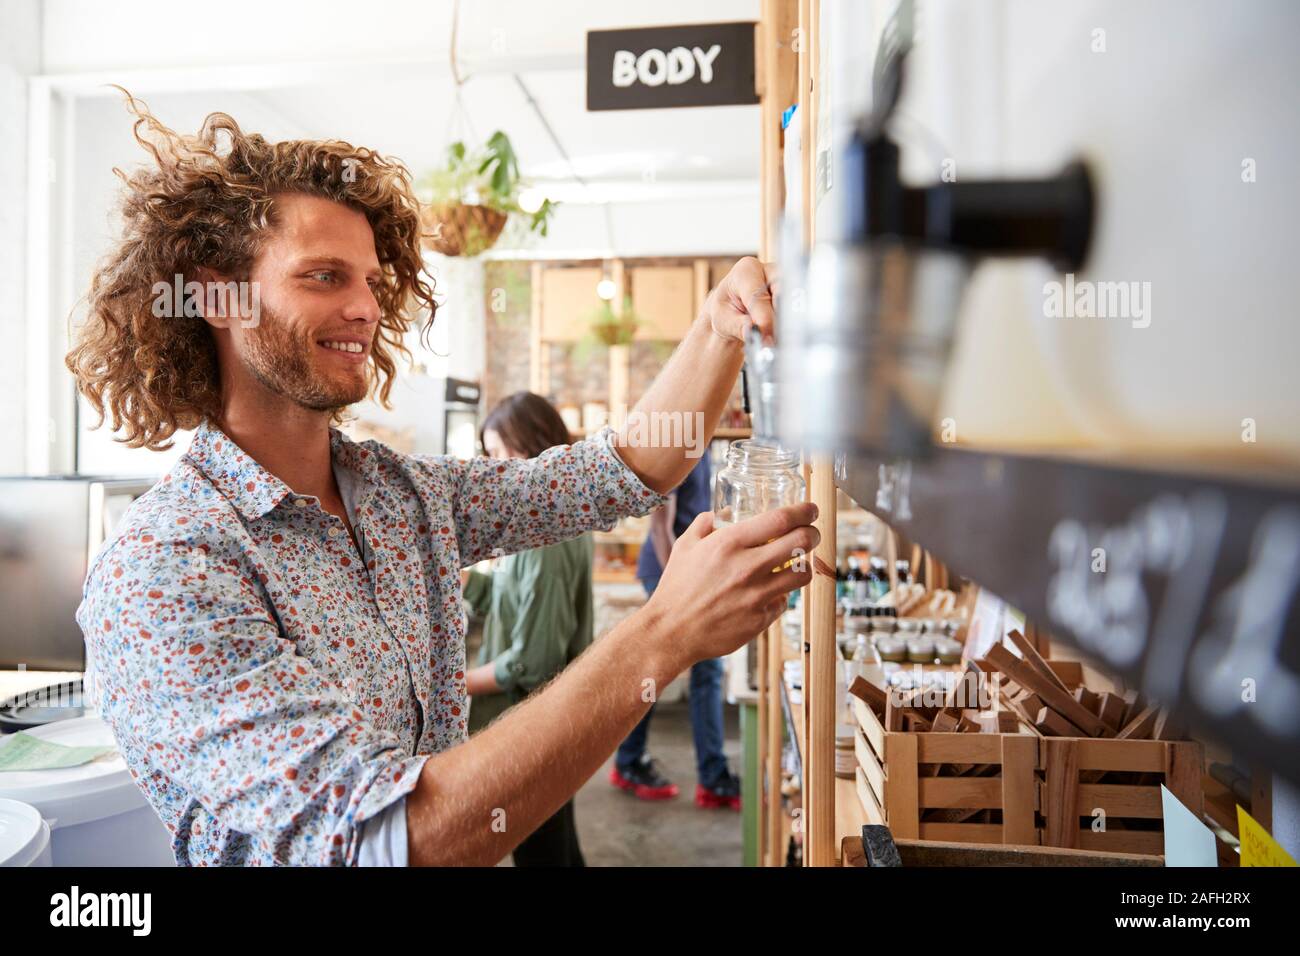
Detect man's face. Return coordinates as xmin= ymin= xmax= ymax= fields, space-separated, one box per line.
xmin=221 ymin=193 xmax=384 ymax=412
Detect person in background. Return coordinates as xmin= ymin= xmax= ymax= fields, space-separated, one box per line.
xmin=609 ymin=453 xmax=742 ymax=810
xmin=463 ymin=392 xmax=592 ymax=866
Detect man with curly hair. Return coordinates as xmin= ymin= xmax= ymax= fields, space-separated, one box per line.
xmin=67 ymin=95 xmax=818 ymax=866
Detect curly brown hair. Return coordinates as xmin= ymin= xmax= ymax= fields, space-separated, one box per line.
xmin=65 ymin=89 xmax=437 ymax=451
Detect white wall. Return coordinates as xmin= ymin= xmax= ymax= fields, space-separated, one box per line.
xmin=0 ymin=0 xmax=41 ymax=475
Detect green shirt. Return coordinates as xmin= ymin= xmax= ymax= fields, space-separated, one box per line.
xmin=463 ymin=534 xmax=594 ymax=733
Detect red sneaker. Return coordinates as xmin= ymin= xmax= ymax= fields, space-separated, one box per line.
xmin=695 ymin=771 xmax=742 ymax=811
xmin=609 ymin=756 xmax=679 ymax=801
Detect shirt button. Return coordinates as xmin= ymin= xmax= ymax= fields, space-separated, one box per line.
xmin=294 ymin=498 xmax=308 ymax=508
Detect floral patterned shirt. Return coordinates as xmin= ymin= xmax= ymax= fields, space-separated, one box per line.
xmin=76 ymin=419 xmax=665 ymax=866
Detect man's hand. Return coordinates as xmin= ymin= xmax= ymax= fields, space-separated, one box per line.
xmin=642 ymin=502 xmax=818 ymax=667
xmin=702 ymin=256 xmax=777 ymax=345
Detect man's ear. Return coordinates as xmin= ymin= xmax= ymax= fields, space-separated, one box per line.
xmin=191 ymin=267 xmax=237 ymax=331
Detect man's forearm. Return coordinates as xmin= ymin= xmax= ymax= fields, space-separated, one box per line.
xmin=615 ymin=314 xmax=744 ymax=494
xmin=404 ymin=603 xmax=684 ymax=866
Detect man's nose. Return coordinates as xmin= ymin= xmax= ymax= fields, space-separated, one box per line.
xmin=344 ymin=282 xmax=382 ymax=324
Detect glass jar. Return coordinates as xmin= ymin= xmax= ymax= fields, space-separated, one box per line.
xmin=842 ymin=603 xmax=871 ymax=647
xmin=935 ymin=636 xmax=963 ymax=665
xmin=712 ymin=440 xmax=806 ymax=525
xmin=851 ymin=636 xmax=879 ymax=665
xmin=906 ymin=635 xmax=936 ymax=664
xmin=876 ymin=634 xmax=908 ymax=663
xmin=869 ymin=618 xmax=897 ymax=650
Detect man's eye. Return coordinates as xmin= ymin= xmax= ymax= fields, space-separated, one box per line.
xmin=309 ymin=271 xmax=334 ymax=283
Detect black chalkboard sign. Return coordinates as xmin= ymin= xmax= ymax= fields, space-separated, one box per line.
xmin=587 ymin=22 xmax=759 ymax=111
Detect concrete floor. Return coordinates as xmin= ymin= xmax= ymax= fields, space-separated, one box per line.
xmin=570 ymin=699 xmax=745 ymax=867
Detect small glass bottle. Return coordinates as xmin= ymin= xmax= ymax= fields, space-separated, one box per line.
xmin=712 ymin=439 xmax=806 ymax=525
xmin=867 ymin=556 xmax=891 ymax=600
xmin=846 ymin=556 xmax=866 ymax=601
xmin=895 ymin=559 xmax=911 ymax=585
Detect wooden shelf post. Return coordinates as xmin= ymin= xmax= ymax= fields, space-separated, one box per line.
xmin=805 ymin=453 xmax=838 ymax=865
xmin=757 ymin=0 xmax=799 ymax=867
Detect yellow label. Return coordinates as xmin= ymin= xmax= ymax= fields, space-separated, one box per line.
xmin=1237 ymin=805 xmax=1297 ymax=867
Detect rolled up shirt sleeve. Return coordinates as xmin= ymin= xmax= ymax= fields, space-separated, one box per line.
xmin=80 ymin=534 xmax=428 ymax=867
xmin=427 ymin=426 xmax=669 ymax=568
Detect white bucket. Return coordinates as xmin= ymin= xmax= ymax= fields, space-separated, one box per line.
xmin=0 ymin=717 xmax=175 ymax=866
xmin=0 ymin=797 xmax=52 ymax=867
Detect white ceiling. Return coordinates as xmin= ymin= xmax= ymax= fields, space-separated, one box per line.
xmin=39 ymin=0 xmax=763 ymax=225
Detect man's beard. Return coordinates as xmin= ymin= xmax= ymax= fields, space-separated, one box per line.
xmin=239 ymin=305 xmax=371 ymax=413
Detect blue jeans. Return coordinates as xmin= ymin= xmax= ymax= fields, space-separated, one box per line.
xmin=615 ymin=576 xmax=729 ymax=789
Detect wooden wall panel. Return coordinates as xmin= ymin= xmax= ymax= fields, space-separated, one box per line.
xmin=540 ymin=267 xmax=603 ymax=341
xmin=629 ymin=265 xmax=695 ymax=341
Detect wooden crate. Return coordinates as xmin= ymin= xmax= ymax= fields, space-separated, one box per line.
xmin=850 ymin=696 xmax=1205 ymax=854
xmin=851 ymin=696 xmax=1039 ymax=845
xmin=1039 ymin=736 xmax=1204 ymax=856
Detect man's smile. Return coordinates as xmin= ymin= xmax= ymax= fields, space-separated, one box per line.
xmin=317 ymin=336 xmax=370 ymax=363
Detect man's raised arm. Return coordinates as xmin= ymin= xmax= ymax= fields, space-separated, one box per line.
xmin=613 ymin=257 xmax=775 ymax=494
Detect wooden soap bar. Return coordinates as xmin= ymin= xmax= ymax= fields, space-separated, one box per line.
xmin=848 ymin=675 xmax=887 ymax=716
xmin=1096 ymin=692 xmax=1126 ymax=732
xmin=1036 ymin=706 xmax=1087 ymax=738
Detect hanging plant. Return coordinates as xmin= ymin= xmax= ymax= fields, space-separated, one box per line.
xmin=570 ymin=295 xmax=641 ymax=366
xmin=590 ymin=295 xmax=641 ymax=346
xmin=420 ymin=132 xmax=557 ymax=257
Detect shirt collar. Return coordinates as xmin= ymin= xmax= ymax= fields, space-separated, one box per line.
xmin=329 ymin=424 xmax=382 ymax=490
xmin=184 ymin=419 xmax=380 ymax=521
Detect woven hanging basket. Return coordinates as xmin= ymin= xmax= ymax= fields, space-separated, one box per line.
xmin=421 ymin=203 xmax=509 ymax=257
xmin=592 ymin=318 xmax=638 ymax=346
